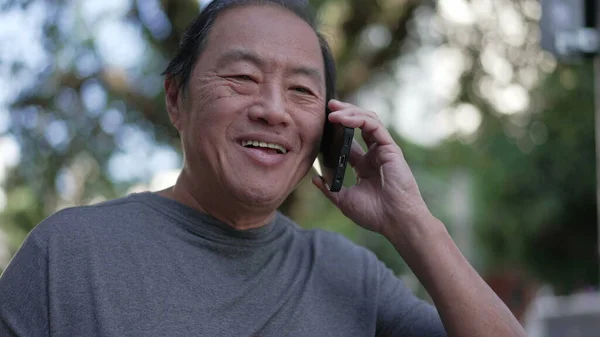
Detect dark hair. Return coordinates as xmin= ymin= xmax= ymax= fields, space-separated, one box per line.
xmin=162 ymin=0 xmax=337 ymax=105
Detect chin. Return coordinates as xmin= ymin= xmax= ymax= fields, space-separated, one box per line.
xmin=232 ymin=182 xmax=290 ymax=210
xmin=224 ymin=165 xmax=308 ymax=210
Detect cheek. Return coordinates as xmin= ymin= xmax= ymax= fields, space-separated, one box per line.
xmin=182 ymin=87 xmax=237 ymax=156
xmin=294 ymin=109 xmax=326 ymax=155
xmin=189 ymin=84 xmax=248 ymax=125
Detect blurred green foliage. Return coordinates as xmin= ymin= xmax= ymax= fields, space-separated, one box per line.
xmin=471 ymin=63 xmax=598 ymax=294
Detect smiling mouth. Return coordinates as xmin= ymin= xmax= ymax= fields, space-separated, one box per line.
xmin=240 ymin=140 xmax=288 ymax=154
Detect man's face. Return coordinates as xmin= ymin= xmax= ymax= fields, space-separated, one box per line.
xmin=173 ymin=5 xmax=326 ymax=208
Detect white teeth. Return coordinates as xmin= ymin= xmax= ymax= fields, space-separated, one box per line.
xmin=241 ymin=140 xmax=287 ymax=154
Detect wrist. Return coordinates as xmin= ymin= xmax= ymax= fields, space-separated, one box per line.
xmin=383 ymin=212 xmax=448 ymax=257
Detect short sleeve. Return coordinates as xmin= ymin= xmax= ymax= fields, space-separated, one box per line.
xmin=376 ymin=263 xmax=447 ymax=337
xmin=0 ymin=232 xmax=50 ymax=337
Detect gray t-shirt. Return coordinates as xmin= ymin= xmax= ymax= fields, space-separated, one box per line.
xmin=0 ymin=192 xmax=446 ymax=336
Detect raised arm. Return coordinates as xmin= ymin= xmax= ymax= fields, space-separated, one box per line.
xmin=313 ymin=99 xmax=526 ymax=337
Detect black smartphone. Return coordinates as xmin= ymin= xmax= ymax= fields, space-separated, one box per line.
xmin=318 ymin=111 xmax=355 ymax=192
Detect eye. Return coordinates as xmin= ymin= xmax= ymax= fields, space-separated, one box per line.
xmin=232 ymin=75 xmax=256 ymax=82
xmin=291 ymin=86 xmax=313 ymax=95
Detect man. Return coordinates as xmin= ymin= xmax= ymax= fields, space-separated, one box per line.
xmin=0 ymin=0 xmax=525 ymax=336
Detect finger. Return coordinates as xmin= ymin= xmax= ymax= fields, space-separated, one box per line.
xmin=361 ymin=129 xmax=377 ymax=149
xmin=327 ymin=100 xmax=395 ymax=150
xmin=331 ymin=114 xmax=394 ymax=146
xmin=328 ymin=99 xmax=353 ymax=112
xmin=328 ymin=106 xmax=388 ymax=142
xmin=328 ymin=104 xmax=378 ymax=120
xmin=347 ymin=139 xmax=366 ymax=168
xmin=328 ymin=100 xmax=379 ymax=120
xmin=311 ymin=176 xmax=341 ymax=205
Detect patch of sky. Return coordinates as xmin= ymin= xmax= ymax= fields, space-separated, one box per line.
xmin=137 ymin=0 xmax=172 ymax=40
xmin=149 ymin=146 xmax=182 ymax=173
xmin=18 ymin=106 xmax=40 ymax=130
xmin=78 ymin=0 xmax=132 ymax=26
xmin=108 ymin=151 xmax=145 ymax=182
xmin=80 ymin=79 xmax=107 ymax=117
xmin=0 ymin=107 xmax=9 ymax=134
xmin=44 ymin=119 xmax=71 ymax=151
xmin=0 ymin=135 xmax=21 ymax=168
xmin=95 ymin=19 xmax=147 ymax=70
xmin=55 ymin=167 xmax=77 ymax=200
xmin=115 ymin=124 xmax=154 ymax=154
xmin=0 ymin=1 xmax=48 ymax=73
xmin=109 ymin=123 xmax=181 ymax=182
xmin=100 ymin=108 xmax=125 ymax=135
xmin=75 ymin=50 xmax=102 ymax=78
xmin=55 ymin=87 xmax=79 ymax=113
xmin=0 ymin=1 xmax=49 ymax=106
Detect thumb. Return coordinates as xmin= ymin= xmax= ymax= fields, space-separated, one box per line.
xmin=311 ymin=176 xmax=342 ymax=206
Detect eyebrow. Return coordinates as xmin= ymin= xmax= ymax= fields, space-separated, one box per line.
xmin=291 ymin=65 xmax=324 ymax=90
xmin=216 ymin=49 xmax=265 ymax=69
xmin=216 ymin=49 xmax=325 ymax=91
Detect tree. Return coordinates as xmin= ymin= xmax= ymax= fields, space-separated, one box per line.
xmin=432 ymin=0 xmax=598 ymax=292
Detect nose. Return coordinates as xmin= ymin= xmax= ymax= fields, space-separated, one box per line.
xmin=247 ymin=84 xmax=291 ymax=126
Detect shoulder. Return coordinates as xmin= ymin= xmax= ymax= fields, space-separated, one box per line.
xmin=30 ymin=193 xmax=153 ymax=244
xmin=284 ymin=217 xmax=375 ymax=260
xmin=280 ymin=214 xmax=381 ymax=276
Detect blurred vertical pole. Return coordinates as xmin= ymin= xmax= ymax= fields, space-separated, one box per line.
xmin=595 ymin=56 xmax=600 ymax=288
xmin=593 ymin=0 xmax=600 ymax=289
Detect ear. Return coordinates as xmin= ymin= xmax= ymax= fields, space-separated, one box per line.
xmin=164 ymin=77 xmax=184 ymax=131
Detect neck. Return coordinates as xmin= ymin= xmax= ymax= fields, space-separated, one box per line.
xmin=156 ymin=173 xmax=277 ymax=231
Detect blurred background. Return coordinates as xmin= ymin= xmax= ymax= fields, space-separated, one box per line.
xmin=0 ymin=0 xmax=598 ymax=332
